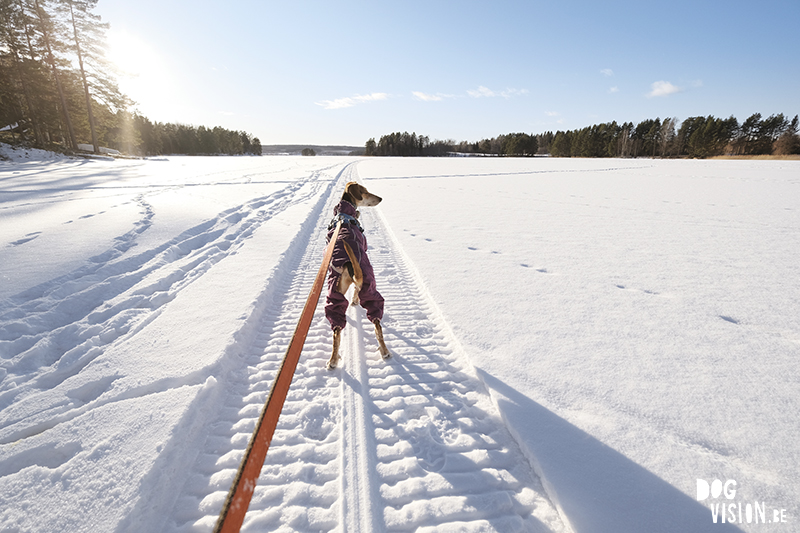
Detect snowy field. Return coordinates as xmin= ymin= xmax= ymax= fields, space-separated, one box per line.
xmin=0 ymin=144 xmax=798 ymax=532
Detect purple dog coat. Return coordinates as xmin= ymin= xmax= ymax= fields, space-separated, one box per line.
xmin=324 ymin=200 xmax=384 ymax=331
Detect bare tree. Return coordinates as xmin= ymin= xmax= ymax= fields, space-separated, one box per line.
xmin=658 ymin=117 xmax=677 ymax=157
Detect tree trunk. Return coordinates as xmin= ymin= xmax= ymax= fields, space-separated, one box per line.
xmin=5 ymin=0 xmax=45 ymax=146
xmin=68 ymin=0 xmax=98 ymax=153
xmin=10 ymin=50 xmax=45 ymax=147
xmin=34 ymin=0 xmax=78 ymax=151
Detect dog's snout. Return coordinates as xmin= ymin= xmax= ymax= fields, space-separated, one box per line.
xmin=364 ymin=193 xmax=382 ymax=206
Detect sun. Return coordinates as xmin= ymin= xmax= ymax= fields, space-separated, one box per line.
xmin=103 ymin=29 xmax=183 ymax=119
xmin=105 ymin=29 xmax=159 ymax=78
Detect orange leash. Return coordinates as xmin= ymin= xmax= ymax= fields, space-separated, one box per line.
xmin=213 ymin=221 xmax=342 ymax=533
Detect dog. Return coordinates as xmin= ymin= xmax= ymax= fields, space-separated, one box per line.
xmin=325 ymin=181 xmax=390 ymax=370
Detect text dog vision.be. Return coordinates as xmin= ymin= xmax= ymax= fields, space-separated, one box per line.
xmin=697 ymin=479 xmax=788 ymax=525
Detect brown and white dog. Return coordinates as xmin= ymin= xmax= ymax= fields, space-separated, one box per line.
xmin=324 ymin=182 xmax=390 ymax=370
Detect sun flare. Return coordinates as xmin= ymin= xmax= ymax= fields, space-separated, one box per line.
xmin=103 ymin=29 xmax=184 ymax=119
xmin=105 ymin=29 xmax=159 ymax=78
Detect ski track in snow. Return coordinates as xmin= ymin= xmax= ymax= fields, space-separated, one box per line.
xmin=0 ymin=169 xmax=329 ymax=440
xmin=161 ymin=163 xmax=566 ymax=532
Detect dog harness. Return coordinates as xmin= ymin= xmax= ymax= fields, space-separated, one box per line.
xmin=328 ymin=212 xmax=363 ymax=233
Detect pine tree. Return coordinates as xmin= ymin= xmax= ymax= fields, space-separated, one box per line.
xmin=31 ymin=0 xmax=78 ymax=150
xmin=61 ymin=0 xmax=99 ymax=151
xmin=1 ymin=0 xmax=43 ymax=145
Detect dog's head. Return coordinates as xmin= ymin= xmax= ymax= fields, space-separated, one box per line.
xmin=343 ymin=181 xmax=382 ymax=207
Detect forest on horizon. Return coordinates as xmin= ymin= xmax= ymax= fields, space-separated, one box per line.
xmin=366 ymin=113 xmax=800 ymax=159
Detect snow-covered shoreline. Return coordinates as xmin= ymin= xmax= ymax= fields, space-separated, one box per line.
xmin=1 ymin=153 xmax=797 ymax=531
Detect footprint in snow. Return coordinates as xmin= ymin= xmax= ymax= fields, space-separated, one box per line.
xmin=0 ymin=442 xmax=82 ymax=478
xmin=299 ymin=403 xmax=335 ymax=441
xmin=404 ymin=416 xmax=447 ymax=472
xmin=65 ymin=375 xmax=120 ymax=404
xmin=414 ymin=325 xmax=433 ymax=338
xmin=616 ymin=284 xmax=661 ymax=296
xmin=521 ymin=264 xmax=550 ymax=274
xmin=10 ymin=232 xmax=41 ymax=246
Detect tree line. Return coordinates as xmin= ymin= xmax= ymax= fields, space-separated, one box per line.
xmin=366 ymin=113 xmax=800 ymax=158
xmin=1 ymin=0 xmax=260 ymax=156
xmin=547 ymin=114 xmax=798 ymax=158
xmin=129 ymin=114 xmax=262 ymax=156
xmin=365 ymin=131 xmax=539 ymax=157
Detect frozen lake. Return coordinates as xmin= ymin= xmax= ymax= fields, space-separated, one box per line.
xmin=1 ymin=151 xmax=797 ymax=531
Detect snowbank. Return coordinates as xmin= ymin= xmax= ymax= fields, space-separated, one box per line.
xmin=0 ymin=142 xmax=71 ymax=162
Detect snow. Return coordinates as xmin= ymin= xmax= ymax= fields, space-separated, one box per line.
xmin=0 ymin=142 xmax=71 ymax=163
xmin=1 ymin=145 xmax=798 ymax=532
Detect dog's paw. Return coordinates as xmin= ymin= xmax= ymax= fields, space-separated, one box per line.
xmin=379 ymin=342 xmax=391 ymax=359
xmin=326 ymin=358 xmax=339 ymax=370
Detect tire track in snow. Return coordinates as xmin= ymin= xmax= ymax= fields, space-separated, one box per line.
xmin=164 ymin=164 xmax=361 ymax=533
xmin=164 ymin=162 xmax=565 ymax=532
xmin=0 ymin=172 xmax=326 ymax=429
xmin=345 ymin=189 xmax=566 ymax=532
xmin=340 ymin=315 xmax=382 ymax=532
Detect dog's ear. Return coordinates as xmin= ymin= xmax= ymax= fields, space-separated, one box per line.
xmin=345 ymin=181 xmax=363 ymax=202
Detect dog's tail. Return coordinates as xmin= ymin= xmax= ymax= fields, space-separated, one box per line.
xmin=342 ymin=241 xmax=363 ymax=288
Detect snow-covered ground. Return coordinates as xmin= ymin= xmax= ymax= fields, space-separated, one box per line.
xmin=0 ymin=146 xmax=797 ymax=532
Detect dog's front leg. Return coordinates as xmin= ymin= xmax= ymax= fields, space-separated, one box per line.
xmin=327 ymin=327 xmax=342 ymax=370
xmin=373 ymin=319 xmax=391 ymax=359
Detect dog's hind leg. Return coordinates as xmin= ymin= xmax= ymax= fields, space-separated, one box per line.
xmin=373 ymin=319 xmax=391 ymax=359
xmin=327 ymin=327 xmax=342 ymax=370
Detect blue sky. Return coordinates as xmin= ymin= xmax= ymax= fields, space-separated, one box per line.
xmin=96 ymin=0 xmax=800 ymax=146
